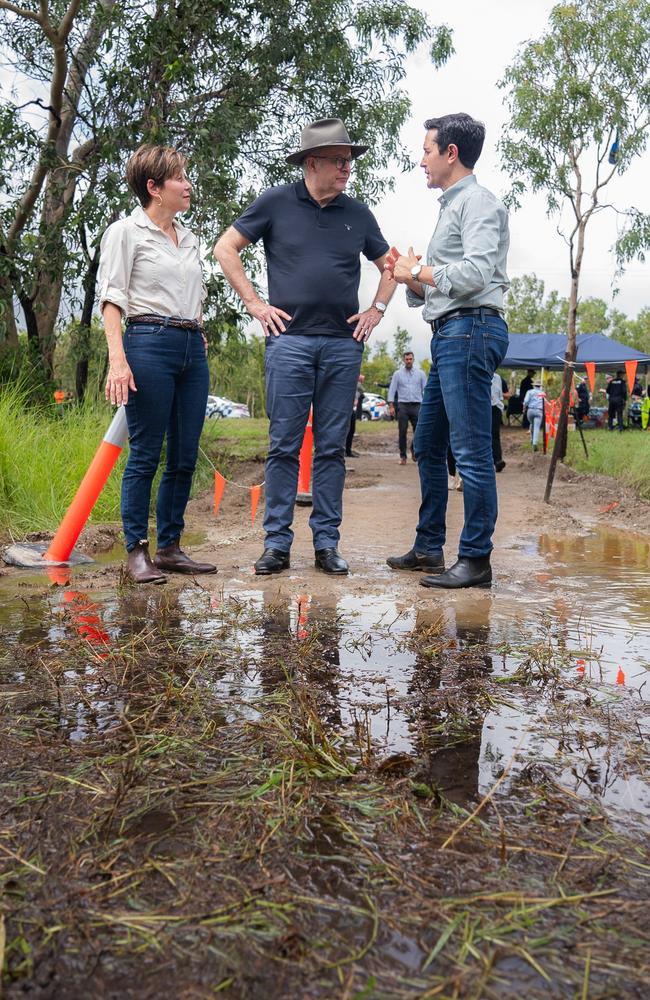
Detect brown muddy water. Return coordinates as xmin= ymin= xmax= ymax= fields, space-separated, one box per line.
xmin=1 ymin=525 xmax=649 ymax=998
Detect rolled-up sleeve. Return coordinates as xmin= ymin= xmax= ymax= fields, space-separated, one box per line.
xmin=406 ymin=286 xmax=425 ymax=309
xmin=98 ymin=221 xmax=132 ymax=315
xmin=433 ymin=193 xmax=506 ymax=300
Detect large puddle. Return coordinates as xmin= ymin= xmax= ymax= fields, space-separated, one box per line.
xmin=1 ymin=525 xmax=648 ymax=826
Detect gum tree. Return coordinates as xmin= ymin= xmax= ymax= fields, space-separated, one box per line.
xmin=498 ymin=0 xmax=650 ymax=501
xmin=0 ymin=0 xmax=453 ymax=384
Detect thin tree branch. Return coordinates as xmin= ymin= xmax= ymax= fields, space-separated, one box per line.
xmin=0 ymin=0 xmax=42 ymax=24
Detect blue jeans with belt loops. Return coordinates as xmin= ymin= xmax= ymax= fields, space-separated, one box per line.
xmin=263 ymin=333 xmax=363 ymax=552
xmin=121 ymin=322 xmax=209 ymax=551
xmin=413 ymin=312 xmax=509 ymax=559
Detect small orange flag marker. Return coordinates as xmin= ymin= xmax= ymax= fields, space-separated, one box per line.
xmin=213 ymin=471 xmax=226 ymax=515
xmin=250 ymin=484 xmax=262 ymax=525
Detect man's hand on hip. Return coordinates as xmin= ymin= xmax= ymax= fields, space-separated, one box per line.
xmin=347 ymin=305 xmax=383 ymax=342
xmin=248 ymin=299 xmax=292 ymax=337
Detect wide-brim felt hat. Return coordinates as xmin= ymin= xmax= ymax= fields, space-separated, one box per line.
xmin=286 ymin=118 xmax=368 ymax=165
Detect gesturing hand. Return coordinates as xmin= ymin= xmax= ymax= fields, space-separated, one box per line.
xmin=391 ymin=246 xmax=422 ymax=284
xmin=248 ymin=299 xmax=292 ymax=337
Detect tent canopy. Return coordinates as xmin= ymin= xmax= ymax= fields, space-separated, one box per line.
xmin=502 ymin=333 xmax=650 ymax=371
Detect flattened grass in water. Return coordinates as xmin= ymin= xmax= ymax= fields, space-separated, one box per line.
xmin=1 ymin=590 xmax=648 ymax=998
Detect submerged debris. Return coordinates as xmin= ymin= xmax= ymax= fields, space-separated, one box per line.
xmin=0 ymin=584 xmax=648 ymax=998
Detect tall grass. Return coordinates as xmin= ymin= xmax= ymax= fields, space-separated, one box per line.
xmin=0 ymin=386 xmax=126 ymax=537
xmin=0 ymin=388 xmax=271 ymax=540
xmin=565 ymin=427 xmax=650 ymax=499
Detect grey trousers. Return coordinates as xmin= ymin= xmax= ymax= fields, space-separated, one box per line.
xmin=264 ymin=333 xmax=363 ymax=551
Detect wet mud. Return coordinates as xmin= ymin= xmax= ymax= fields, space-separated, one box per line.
xmin=1 ymin=516 xmax=649 ymax=998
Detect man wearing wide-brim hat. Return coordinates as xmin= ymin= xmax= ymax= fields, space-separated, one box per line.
xmin=214 ymin=117 xmax=395 ymax=577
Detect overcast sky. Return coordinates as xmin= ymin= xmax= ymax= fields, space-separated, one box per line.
xmin=357 ymin=0 xmax=650 ymax=360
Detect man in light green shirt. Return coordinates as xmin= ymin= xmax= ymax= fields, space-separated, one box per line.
xmin=386 ymin=113 xmax=510 ymax=589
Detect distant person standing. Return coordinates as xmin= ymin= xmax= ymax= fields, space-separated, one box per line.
xmin=606 ymin=370 xmax=627 ymax=431
xmin=346 ymin=373 xmax=365 ymax=457
xmin=388 ymin=351 xmax=427 ymax=464
xmin=523 ymin=381 xmax=545 ymax=451
xmin=642 ymin=389 xmax=650 ymax=431
xmin=575 ymin=376 xmax=590 ymax=426
xmin=518 ymin=369 xmax=536 ymax=429
xmin=491 ymin=371 xmax=508 ymax=472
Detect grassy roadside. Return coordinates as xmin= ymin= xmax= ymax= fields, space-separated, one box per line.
xmin=0 ymin=391 xmax=392 ymax=540
xmin=564 ymin=428 xmax=650 ymax=499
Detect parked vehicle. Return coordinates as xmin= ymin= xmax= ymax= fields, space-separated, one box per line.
xmin=205 ymin=395 xmax=250 ymax=419
xmin=361 ymin=393 xmax=388 ymax=421
xmin=628 ymin=400 xmax=643 ymax=428
xmin=578 ymin=405 xmax=607 ymax=429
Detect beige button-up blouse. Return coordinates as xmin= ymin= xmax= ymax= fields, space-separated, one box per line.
xmin=98 ymin=206 xmax=206 ymax=320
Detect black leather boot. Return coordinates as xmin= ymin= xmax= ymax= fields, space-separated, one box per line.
xmin=127 ymin=542 xmax=167 ymax=584
xmin=153 ymin=540 xmax=217 ymax=575
xmin=315 ymin=548 xmax=349 ymax=575
xmin=254 ymin=548 xmax=290 ymax=575
xmin=420 ymin=555 xmax=492 ymax=589
xmin=386 ymin=548 xmax=444 ymax=573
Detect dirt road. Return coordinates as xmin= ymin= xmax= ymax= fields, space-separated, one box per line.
xmin=182 ymin=423 xmax=650 ymax=603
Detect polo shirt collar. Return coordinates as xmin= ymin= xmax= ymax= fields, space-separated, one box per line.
xmin=295 ymin=179 xmax=344 ymax=209
xmin=438 ymin=173 xmax=476 ymax=207
xmin=130 ymin=205 xmax=194 ymax=246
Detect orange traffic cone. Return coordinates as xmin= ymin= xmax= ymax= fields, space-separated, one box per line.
xmin=296 ymin=408 xmax=313 ymax=507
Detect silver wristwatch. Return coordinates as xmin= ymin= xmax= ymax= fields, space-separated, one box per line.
xmin=374 ymin=301 xmax=387 ymax=313
xmin=410 ymin=263 xmax=423 ymax=279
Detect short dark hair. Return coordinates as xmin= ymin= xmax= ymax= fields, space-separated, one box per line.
xmin=403 ymin=351 xmax=414 ymax=358
xmin=423 ymin=113 xmax=485 ymax=168
xmin=125 ymin=144 xmax=187 ymax=207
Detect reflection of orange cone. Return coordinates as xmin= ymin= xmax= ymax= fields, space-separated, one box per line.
xmin=63 ymin=591 xmax=110 ymax=653
xmin=44 ymin=407 xmax=129 ymax=564
xmin=296 ymin=408 xmax=313 ymax=507
xmin=296 ymin=594 xmax=311 ymax=639
xmin=616 ymin=666 xmax=625 ymax=685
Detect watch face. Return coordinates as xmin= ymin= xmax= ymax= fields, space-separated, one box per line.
xmin=375 ymin=302 xmax=386 ymax=313
xmin=410 ymin=264 xmax=422 ymax=277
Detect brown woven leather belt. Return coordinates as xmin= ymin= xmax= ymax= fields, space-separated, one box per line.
xmin=127 ymin=314 xmax=202 ymax=330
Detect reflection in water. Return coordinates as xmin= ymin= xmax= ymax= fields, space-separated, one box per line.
xmin=1 ymin=522 xmax=648 ymax=820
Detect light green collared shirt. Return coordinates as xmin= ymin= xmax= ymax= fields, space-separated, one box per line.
xmin=406 ymin=174 xmax=510 ymax=321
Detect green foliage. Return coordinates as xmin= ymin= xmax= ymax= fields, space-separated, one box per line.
xmin=361 ymin=339 xmax=395 ymax=393
xmin=505 ymin=273 xmax=650 ymax=344
xmin=499 ymin=0 xmax=650 ymax=358
xmin=565 ymin=427 xmax=650 ymax=499
xmin=0 ymin=385 xmax=249 ymax=538
xmin=0 ymin=0 xmax=453 ymax=367
xmin=392 ymin=325 xmax=413 ymax=362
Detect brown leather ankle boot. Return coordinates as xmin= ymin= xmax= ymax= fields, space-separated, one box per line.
xmin=127 ymin=541 xmax=167 ymax=584
xmin=153 ymin=539 xmax=217 ymax=575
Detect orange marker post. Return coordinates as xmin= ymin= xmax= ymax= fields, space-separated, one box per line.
xmin=296 ymin=408 xmax=313 ymax=506
xmin=44 ymin=407 xmax=129 ymax=564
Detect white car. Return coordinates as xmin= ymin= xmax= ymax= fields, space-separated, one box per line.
xmin=361 ymin=393 xmax=388 ymax=420
xmin=205 ymin=395 xmax=250 ymax=419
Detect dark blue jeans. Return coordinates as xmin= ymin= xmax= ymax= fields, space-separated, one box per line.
xmin=264 ymin=334 xmax=363 ymax=551
xmin=122 ymin=323 xmax=209 ymax=551
xmin=413 ymin=312 xmax=509 ymax=558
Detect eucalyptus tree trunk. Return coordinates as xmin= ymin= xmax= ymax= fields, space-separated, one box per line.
xmin=544 ymin=219 xmax=586 ymax=503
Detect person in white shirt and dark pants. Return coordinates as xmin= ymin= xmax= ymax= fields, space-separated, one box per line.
xmin=98 ymin=144 xmax=216 ymax=584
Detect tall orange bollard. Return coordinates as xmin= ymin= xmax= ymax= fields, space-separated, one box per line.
xmin=296 ymin=408 xmax=313 ymax=506
xmin=43 ymin=407 xmax=129 ymax=563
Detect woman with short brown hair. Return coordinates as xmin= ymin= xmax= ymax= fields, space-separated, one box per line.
xmin=98 ymin=144 xmax=215 ymax=583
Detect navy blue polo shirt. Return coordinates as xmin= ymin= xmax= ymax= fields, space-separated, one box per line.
xmin=233 ymin=180 xmax=389 ymax=337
